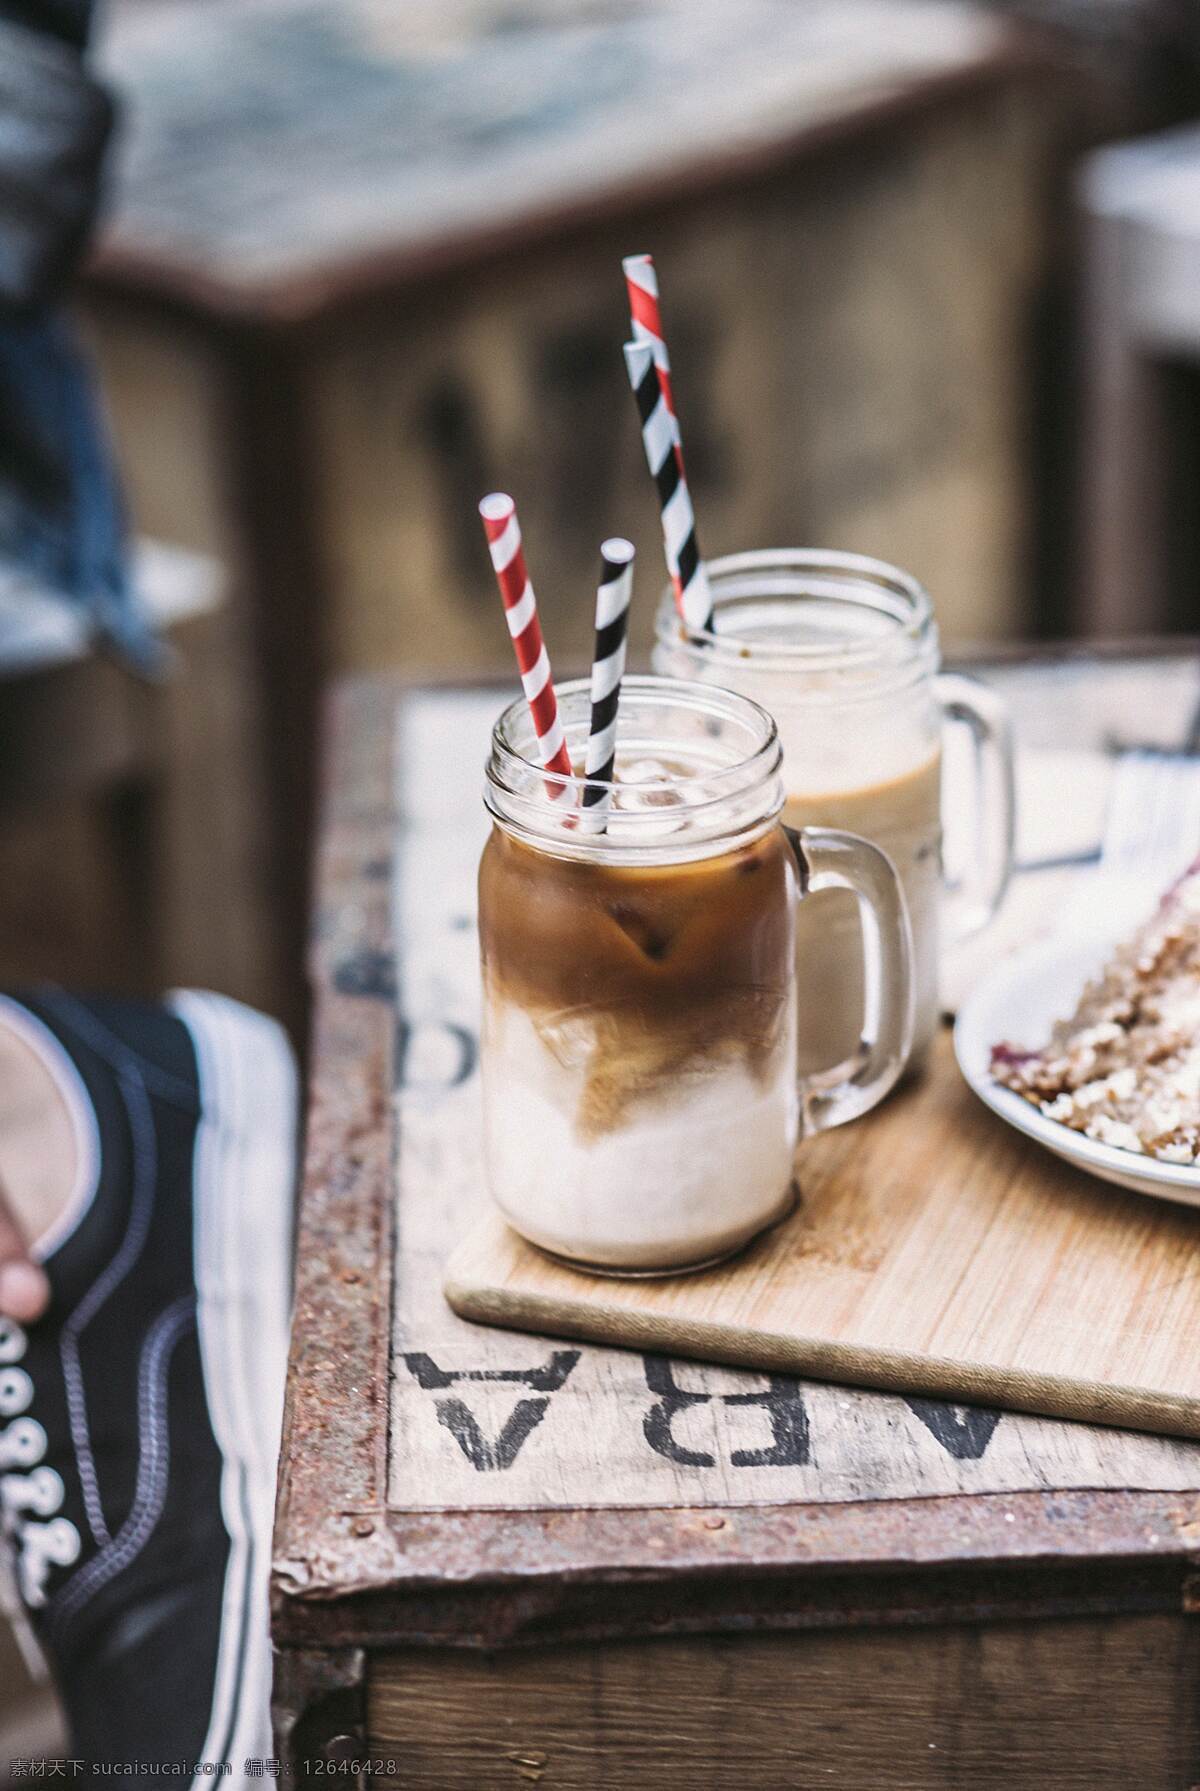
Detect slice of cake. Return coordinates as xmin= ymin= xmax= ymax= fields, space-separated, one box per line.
xmin=992 ymin=856 xmax=1200 ymax=1164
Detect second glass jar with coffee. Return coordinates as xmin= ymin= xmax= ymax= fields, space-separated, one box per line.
xmin=653 ymin=550 xmax=1013 ymax=1078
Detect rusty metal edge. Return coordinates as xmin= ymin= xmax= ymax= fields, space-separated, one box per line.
xmin=273 ymin=668 xmax=1200 ymax=1647
xmin=273 ymin=1487 xmax=1200 ymax=1647
xmin=273 ymin=678 xmax=398 ymax=1585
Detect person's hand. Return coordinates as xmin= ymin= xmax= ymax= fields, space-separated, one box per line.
xmin=0 ymin=1175 xmax=49 ymax=1322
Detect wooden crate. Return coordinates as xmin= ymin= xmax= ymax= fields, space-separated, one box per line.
xmin=273 ymin=651 xmax=1200 ymax=1789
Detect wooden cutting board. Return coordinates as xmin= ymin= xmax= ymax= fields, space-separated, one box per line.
xmin=446 ymin=1031 xmax=1200 ymax=1440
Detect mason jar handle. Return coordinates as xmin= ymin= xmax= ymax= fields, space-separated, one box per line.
xmin=786 ymin=826 xmax=915 ymax=1134
xmin=936 ymin=672 xmax=1016 ymax=944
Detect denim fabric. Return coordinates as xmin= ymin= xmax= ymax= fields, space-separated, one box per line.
xmin=0 ymin=313 xmax=165 ymax=673
xmin=0 ymin=2 xmax=162 ymax=673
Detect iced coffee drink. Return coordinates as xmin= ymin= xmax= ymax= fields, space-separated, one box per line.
xmin=479 ymin=678 xmax=914 ymax=1272
xmin=654 ymin=551 xmax=1013 ymax=1080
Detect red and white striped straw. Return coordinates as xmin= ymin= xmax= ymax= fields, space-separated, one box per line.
xmin=479 ymin=493 xmax=574 ymax=804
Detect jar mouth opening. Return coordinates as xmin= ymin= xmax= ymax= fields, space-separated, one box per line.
xmin=485 ymin=675 xmax=784 ymax=859
xmin=655 ymin=548 xmax=936 ymax=672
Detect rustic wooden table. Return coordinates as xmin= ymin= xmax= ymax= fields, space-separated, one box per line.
xmin=274 ymin=646 xmax=1200 ymax=1789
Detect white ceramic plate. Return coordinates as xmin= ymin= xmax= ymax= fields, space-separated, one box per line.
xmin=953 ymin=933 xmax=1200 ymax=1210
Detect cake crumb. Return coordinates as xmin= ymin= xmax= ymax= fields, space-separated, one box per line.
xmin=992 ymin=856 xmax=1200 ymax=1165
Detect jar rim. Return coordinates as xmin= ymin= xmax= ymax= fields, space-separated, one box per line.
xmin=654 ymin=548 xmax=936 ymax=672
xmin=484 ymin=675 xmax=784 ymax=861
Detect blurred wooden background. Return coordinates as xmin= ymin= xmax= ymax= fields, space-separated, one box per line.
xmin=86 ymin=0 xmax=1057 ymax=671
xmin=7 ymin=0 xmax=1189 ymax=1030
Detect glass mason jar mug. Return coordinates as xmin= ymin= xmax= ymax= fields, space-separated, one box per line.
xmin=478 ymin=676 xmax=915 ymax=1273
xmin=653 ymin=552 xmax=1015 ymax=1081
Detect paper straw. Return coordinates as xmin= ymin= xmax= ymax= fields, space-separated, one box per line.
xmin=623 ymin=253 xmax=682 ymax=458
xmin=624 ymin=340 xmax=713 ymax=633
xmin=479 ymin=493 xmax=574 ymax=804
xmin=580 ymin=538 xmax=635 ymax=830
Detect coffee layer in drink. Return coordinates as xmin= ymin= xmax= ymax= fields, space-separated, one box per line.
xmin=479 ymin=819 xmax=795 ymax=1140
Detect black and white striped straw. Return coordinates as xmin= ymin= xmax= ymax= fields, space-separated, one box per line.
xmin=581 ymin=537 xmax=635 ymax=829
xmin=623 ymin=339 xmax=713 ymax=635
